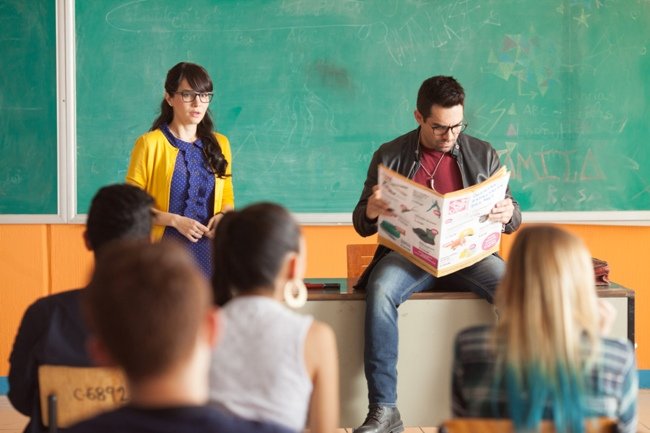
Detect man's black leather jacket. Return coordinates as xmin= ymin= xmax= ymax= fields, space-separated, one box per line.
xmin=352 ymin=127 xmax=522 ymax=289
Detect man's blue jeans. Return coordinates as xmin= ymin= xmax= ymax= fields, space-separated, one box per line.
xmin=363 ymin=251 xmax=505 ymax=406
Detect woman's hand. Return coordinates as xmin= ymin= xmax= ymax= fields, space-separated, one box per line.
xmin=172 ymin=215 xmax=209 ymax=243
xmin=151 ymin=208 xmax=210 ymax=242
xmin=205 ymin=212 xmax=225 ymax=239
xmin=205 ymin=206 xmax=233 ymax=239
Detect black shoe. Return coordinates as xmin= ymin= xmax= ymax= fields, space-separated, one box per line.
xmin=352 ymin=406 xmax=404 ymax=433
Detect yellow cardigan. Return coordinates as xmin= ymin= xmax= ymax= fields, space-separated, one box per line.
xmin=126 ymin=129 xmax=234 ymax=240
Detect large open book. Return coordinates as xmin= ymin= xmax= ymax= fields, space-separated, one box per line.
xmin=377 ymin=164 xmax=511 ymax=277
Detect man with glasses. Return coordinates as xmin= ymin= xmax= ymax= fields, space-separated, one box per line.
xmin=351 ymin=76 xmax=521 ymax=433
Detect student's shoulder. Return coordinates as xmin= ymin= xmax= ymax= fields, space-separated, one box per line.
xmin=456 ymin=324 xmax=491 ymax=338
xmin=454 ymin=324 xmax=493 ymax=351
xmin=67 ymin=406 xmax=291 ymax=433
xmin=307 ymin=319 xmax=335 ymax=346
xmin=223 ymin=416 xmax=296 ymax=433
xmin=599 ymin=336 xmax=636 ymax=365
xmin=24 ymin=288 xmax=84 ymax=318
xmin=199 ymin=406 xmax=295 ymax=433
xmin=65 ymin=408 xmax=127 ymax=433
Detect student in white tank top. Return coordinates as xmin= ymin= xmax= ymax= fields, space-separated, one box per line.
xmin=208 ymin=203 xmax=339 ymax=433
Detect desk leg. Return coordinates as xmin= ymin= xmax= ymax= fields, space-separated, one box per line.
xmin=628 ymin=294 xmax=635 ymax=346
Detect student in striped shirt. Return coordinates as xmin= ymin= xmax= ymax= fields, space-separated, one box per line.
xmin=452 ymin=225 xmax=637 ymax=433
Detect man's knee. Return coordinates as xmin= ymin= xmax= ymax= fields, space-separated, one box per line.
xmin=442 ymin=255 xmax=505 ymax=302
xmin=365 ymin=279 xmax=401 ymax=309
xmin=477 ymin=254 xmax=506 ymax=283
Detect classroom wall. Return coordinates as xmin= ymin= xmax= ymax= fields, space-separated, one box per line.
xmin=1 ymin=223 xmax=649 ymax=376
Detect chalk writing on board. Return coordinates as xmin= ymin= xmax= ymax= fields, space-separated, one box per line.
xmin=71 ymin=0 xmax=650 ymax=216
xmin=279 ymin=0 xmax=362 ymax=16
xmin=105 ymin=1 xmax=221 ymax=32
xmin=380 ymin=3 xmax=483 ymax=67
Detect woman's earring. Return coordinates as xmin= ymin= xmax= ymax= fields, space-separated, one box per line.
xmin=283 ymin=279 xmax=307 ymax=309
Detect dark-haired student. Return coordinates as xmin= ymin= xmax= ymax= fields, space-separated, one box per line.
xmin=208 ymin=203 xmax=339 ymax=433
xmin=8 ymin=184 xmax=155 ymax=433
xmin=67 ymin=240 xmax=293 ymax=433
xmin=126 ymin=61 xmax=234 ymax=278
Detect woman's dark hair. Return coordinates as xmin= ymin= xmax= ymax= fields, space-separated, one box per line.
xmin=150 ymin=62 xmax=228 ymax=178
xmin=212 ymin=202 xmax=301 ymax=306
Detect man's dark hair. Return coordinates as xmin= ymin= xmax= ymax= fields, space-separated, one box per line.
xmin=85 ymin=184 xmax=154 ymax=253
xmin=211 ymin=202 xmax=301 ymax=306
xmin=416 ymin=75 xmax=465 ymax=119
xmin=86 ymin=240 xmax=212 ymax=383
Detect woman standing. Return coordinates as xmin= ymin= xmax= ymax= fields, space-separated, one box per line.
xmin=126 ymin=62 xmax=233 ymax=277
xmin=451 ymin=225 xmax=637 ymax=433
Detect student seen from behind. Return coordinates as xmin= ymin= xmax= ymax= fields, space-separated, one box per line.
xmin=67 ymin=240 xmax=294 ymax=433
xmin=452 ymin=225 xmax=637 ymax=433
xmin=208 ymin=202 xmax=340 ymax=433
xmin=8 ymin=184 xmax=154 ymax=433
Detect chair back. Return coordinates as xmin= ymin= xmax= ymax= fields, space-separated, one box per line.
xmin=441 ymin=417 xmax=616 ymax=433
xmin=38 ymin=365 xmax=129 ymax=432
xmin=346 ymin=243 xmax=377 ymax=281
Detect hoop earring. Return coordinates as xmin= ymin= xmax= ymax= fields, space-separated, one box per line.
xmin=283 ymin=279 xmax=307 ymax=309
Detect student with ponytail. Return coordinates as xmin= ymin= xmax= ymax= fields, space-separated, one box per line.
xmin=451 ymin=225 xmax=637 ymax=433
xmin=208 ymin=202 xmax=339 ymax=433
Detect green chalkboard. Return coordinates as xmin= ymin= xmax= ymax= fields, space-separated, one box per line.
xmin=0 ymin=0 xmax=57 ymax=214
xmin=75 ymin=0 xmax=650 ymax=215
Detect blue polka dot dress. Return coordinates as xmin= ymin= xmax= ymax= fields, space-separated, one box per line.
xmin=160 ymin=124 xmax=215 ymax=278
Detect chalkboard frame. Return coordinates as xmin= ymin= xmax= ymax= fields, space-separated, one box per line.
xmin=1 ymin=0 xmax=650 ymax=225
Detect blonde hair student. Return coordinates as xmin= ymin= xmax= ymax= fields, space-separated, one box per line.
xmin=451 ymin=225 xmax=637 ymax=433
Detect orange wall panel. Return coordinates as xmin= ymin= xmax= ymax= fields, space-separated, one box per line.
xmin=558 ymin=224 xmax=650 ymax=365
xmin=302 ymin=226 xmax=376 ymax=277
xmin=1 ymin=223 xmax=649 ymax=376
xmin=49 ymin=225 xmax=93 ymax=294
xmin=0 ymin=226 xmax=49 ymax=374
